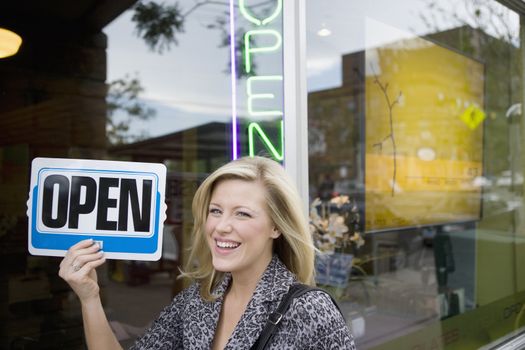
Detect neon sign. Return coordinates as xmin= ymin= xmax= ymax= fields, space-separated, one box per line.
xmin=230 ymin=0 xmax=284 ymax=160
xmin=248 ymin=120 xmax=284 ymax=161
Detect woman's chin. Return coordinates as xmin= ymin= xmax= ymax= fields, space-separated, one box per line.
xmin=211 ymin=255 xmax=236 ymax=273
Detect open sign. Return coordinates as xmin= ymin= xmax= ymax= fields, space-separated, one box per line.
xmin=28 ymin=158 xmax=167 ymax=260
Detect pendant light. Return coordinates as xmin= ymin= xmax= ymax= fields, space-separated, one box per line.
xmin=0 ymin=28 xmax=22 ymax=58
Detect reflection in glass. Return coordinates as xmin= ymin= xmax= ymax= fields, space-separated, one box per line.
xmin=307 ymin=1 xmax=522 ymax=349
xmin=364 ymin=21 xmax=484 ymax=232
xmin=0 ymin=0 xmax=258 ymax=347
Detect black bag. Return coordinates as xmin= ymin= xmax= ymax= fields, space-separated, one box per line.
xmin=250 ymin=283 xmax=343 ymax=350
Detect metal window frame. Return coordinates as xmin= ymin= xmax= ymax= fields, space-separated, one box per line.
xmin=479 ymin=1 xmax=525 ymax=349
xmin=479 ymin=326 xmax=525 ymax=350
xmin=283 ymin=0 xmax=309 ymax=214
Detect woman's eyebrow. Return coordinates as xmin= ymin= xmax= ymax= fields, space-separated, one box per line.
xmin=210 ymin=203 xmax=260 ymax=214
xmin=234 ymin=205 xmax=261 ymax=216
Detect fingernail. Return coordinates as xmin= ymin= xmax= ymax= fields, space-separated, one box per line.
xmin=94 ymin=240 xmax=103 ymax=250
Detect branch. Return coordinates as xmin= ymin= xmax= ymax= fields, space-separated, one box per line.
xmin=370 ymin=64 xmax=402 ymax=196
xmin=183 ymin=1 xmax=229 ymax=17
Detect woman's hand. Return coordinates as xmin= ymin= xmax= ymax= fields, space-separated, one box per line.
xmin=59 ymin=239 xmax=106 ymax=303
xmin=59 ymin=240 xmax=123 ymax=350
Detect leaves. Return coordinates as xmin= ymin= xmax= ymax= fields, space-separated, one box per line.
xmin=106 ymin=74 xmax=156 ymax=145
xmin=130 ymin=0 xmax=273 ymax=77
xmin=132 ymin=1 xmax=185 ymax=53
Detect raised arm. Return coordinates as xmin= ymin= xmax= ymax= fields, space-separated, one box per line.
xmin=59 ymin=239 xmax=122 ymax=350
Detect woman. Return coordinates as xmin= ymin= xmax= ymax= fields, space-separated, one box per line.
xmin=59 ymin=156 xmax=356 ymax=349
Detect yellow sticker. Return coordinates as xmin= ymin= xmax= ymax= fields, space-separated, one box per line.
xmin=460 ymin=105 xmax=486 ymax=130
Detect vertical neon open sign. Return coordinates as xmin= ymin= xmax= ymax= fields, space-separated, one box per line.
xmin=229 ymin=0 xmax=284 ymax=161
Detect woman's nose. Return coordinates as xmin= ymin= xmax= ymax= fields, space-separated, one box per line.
xmin=216 ymin=216 xmax=233 ymax=233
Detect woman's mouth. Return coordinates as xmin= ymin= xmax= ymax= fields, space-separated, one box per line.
xmin=215 ymin=239 xmax=241 ymax=250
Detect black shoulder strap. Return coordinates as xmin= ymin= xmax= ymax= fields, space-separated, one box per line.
xmin=250 ymin=284 xmax=344 ymax=350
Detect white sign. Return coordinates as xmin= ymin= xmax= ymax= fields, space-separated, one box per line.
xmin=27 ymin=158 xmax=167 ymax=260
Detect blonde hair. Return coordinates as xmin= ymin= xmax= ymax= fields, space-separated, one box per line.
xmin=182 ymin=156 xmax=315 ymax=300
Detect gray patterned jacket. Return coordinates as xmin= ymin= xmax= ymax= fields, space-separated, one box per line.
xmin=130 ymin=256 xmax=356 ymax=349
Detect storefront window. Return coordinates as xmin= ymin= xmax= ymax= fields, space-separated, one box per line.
xmin=0 ymin=0 xmax=288 ymax=347
xmin=306 ymin=0 xmax=524 ymax=348
xmin=1 ymin=0 xmax=524 ymax=348
xmin=104 ymin=5 xmax=234 ymax=348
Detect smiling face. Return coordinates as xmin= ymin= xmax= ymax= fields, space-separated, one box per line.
xmin=205 ymin=179 xmax=280 ymax=280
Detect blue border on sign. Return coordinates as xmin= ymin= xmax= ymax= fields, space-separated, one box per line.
xmin=31 ymin=167 xmax=162 ymax=254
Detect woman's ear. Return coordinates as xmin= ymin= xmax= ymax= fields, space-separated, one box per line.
xmin=271 ymin=227 xmax=281 ymax=239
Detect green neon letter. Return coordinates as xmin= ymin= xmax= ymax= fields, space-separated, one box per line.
xmin=244 ymin=29 xmax=282 ymax=74
xmin=247 ymin=75 xmax=283 ymax=117
xmin=248 ymin=120 xmax=284 ymax=161
xmin=239 ymin=0 xmax=283 ymax=26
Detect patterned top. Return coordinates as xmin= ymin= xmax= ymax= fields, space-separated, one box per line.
xmin=130 ymin=256 xmax=356 ymax=349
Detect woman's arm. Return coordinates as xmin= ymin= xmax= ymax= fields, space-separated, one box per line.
xmin=80 ymin=295 xmax=123 ymax=350
xmin=59 ymin=239 xmax=122 ymax=350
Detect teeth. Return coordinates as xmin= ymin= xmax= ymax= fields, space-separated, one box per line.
xmin=216 ymin=240 xmax=240 ymax=249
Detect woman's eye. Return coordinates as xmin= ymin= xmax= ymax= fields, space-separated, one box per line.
xmin=209 ymin=208 xmax=221 ymax=215
xmin=237 ymin=211 xmax=251 ymax=218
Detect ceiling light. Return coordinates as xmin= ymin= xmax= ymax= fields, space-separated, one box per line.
xmin=317 ymin=27 xmax=332 ymax=37
xmin=0 ymin=28 xmax=22 ymax=59
xmin=317 ymin=23 xmax=331 ymax=37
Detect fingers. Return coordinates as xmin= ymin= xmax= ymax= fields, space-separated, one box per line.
xmin=59 ymin=252 xmax=105 ymax=281
xmin=58 ymin=239 xmax=108 ymax=302
xmin=70 ymin=238 xmax=96 ymax=250
xmin=60 ymin=239 xmax=100 ymax=268
xmin=77 ymin=255 xmax=107 ymax=275
xmin=71 ymin=250 xmax=105 ymax=273
xmin=59 ymin=239 xmax=104 ymax=278
xmin=70 ymin=239 xmax=101 ymax=258
xmin=60 ymin=239 xmax=93 ymax=267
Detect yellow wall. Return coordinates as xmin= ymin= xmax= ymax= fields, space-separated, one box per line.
xmin=365 ymin=37 xmax=485 ymax=232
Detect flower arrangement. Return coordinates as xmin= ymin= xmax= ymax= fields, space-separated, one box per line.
xmin=309 ymin=195 xmax=363 ymax=255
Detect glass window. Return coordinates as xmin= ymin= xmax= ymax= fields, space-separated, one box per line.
xmin=306 ymin=0 xmax=524 ymax=348
xmin=0 ymin=0 xmax=287 ymax=347
xmin=0 ymin=0 xmax=244 ymax=347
